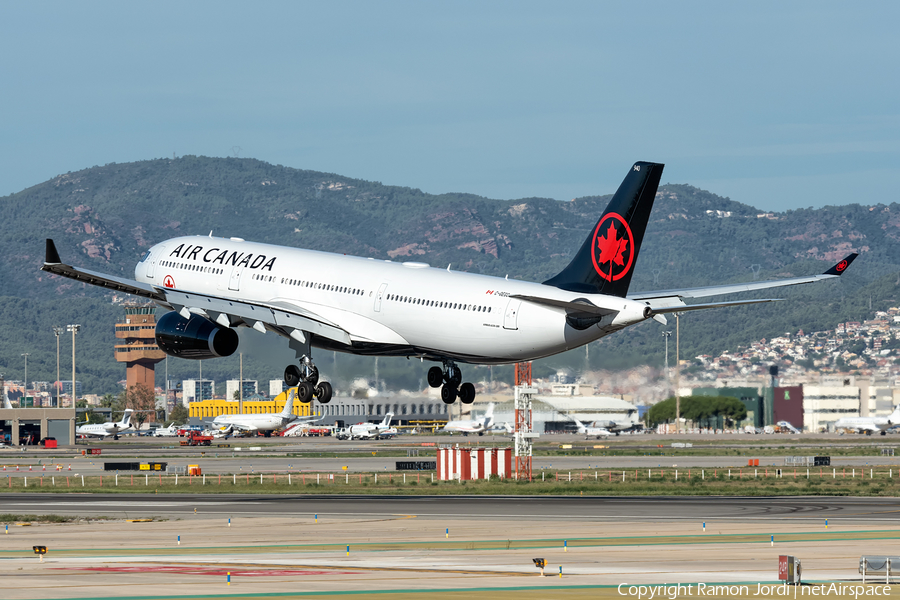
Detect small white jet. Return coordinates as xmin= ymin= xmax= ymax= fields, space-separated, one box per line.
xmin=834 ymin=407 xmax=900 ymax=436
xmin=76 ymin=409 xmax=134 ymax=440
xmin=573 ymin=417 xmax=611 ymax=439
xmin=586 ymin=419 xmax=640 ymax=435
xmin=442 ymin=404 xmax=494 ymax=436
xmin=152 ymin=424 xmax=179 ymax=437
xmin=337 ymin=413 xmax=395 ymax=440
xmin=211 ymin=387 xmax=313 ymax=437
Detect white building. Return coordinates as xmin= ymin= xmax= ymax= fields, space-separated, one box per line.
xmin=226 ymin=379 xmax=258 ymax=401
xmin=182 ymin=379 xmax=215 ymax=406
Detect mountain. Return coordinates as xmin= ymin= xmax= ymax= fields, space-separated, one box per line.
xmin=1 ymin=156 xmax=898 ymax=394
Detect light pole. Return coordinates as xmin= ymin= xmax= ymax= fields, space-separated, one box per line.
xmin=21 ymin=353 xmax=29 ymax=401
xmin=53 ymin=327 xmax=64 ymax=407
xmin=675 ymin=313 xmax=683 ymax=434
xmin=67 ymin=324 xmax=81 ymax=404
xmin=661 ymin=331 xmax=672 ymax=399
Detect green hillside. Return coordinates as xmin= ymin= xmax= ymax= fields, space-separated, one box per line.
xmin=1 ymin=156 xmax=898 ymax=394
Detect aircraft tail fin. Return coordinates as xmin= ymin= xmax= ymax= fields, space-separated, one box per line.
xmin=2 ymin=386 xmax=12 ymax=410
xmin=120 ymin=409 xmax=133 ymax=427
xmin=543 ymin=162 xmax=664 ymax=297
xmin=382 ymin=412 xmax=394 ymax=427
xmin=281 ymin=388 xmax=296 ymax=418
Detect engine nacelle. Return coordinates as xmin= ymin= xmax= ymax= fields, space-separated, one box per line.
xmin=609 ymin=300 xmax=653 ymax=328
xmin=155 ymin=312 xmax=239 ymax=360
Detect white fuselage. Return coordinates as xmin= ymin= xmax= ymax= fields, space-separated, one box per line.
xmin=134 ymin=236 xmax=651 ymax=364
xmin=76 ymin=423 xmax=131 ymax=438
xmin=443 ymin=418 xmax=489 ymax=434
xmin=212 ymin=412 xmax=292 ymax=433
xmin=834 ymin=414 xmax=900 ymax=433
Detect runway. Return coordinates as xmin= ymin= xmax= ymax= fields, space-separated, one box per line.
xmin=3 ymin=493 xmax=900 ymax=523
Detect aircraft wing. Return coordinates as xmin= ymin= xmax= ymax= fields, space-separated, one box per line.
xmin=41 ymin=239 xmax=353 ymax=346
xmin=628 ymin=254 xmax=858 ymax=312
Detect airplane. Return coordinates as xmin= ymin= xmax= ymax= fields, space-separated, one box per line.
xmin=41 ymin=161 xmax=859 ymax=409
xmin=572 ymin=417 xmax=611 ymax=439
xmin=152 ymin=424 xmax=179 ymax=437
xmin=76 ymin=409 xmax=134 ymax=440
xmin=586 ymin=418 xmax=641 ymax=435
xmin=336 ymin=413 xmax=394 ymax=440
xmin=2 ymin=387 xmax=13 ymax=409
xmin=834 ymin=407 xmax=900 ymax=436
xmin=442 ymin=403 xmax=494 ymax=435
xmin=210 ymin=387 xmax=315 ymax=437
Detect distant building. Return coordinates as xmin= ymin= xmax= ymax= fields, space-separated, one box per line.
xmin=60 ymin=381 xmax=83 ymax=398
xmin=182 ymin=379 xmax=215 ymax=406
xmin=226 ymin=380 xmax=258 ymax=401
xmin=269 ymin=380 xmax=288 ymax=397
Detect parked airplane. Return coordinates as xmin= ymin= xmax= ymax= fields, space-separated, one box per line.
xmin=76 ymin=409 xmax=134 ymax=440
xmin=41 ymin=162 xmax=858 ymax=408
xmin=573 ymin=417 xmax=611 ymax=439
xmin=2 ymin=387 xmax=12 ymax=409
xmin=443 ymin=404 xmax=494 ymax=435
xmin=336 ymin=413 xmax=394 ymax=440
xmin=210 ymin=387 xmax=313 ymax=436
xmin=587 ymin=419 xmax=641 ymax=435
xmin=152 ymin=424 xmax=179 ymax=437
xmin=834 ymin=407 xmax=900 ymax=435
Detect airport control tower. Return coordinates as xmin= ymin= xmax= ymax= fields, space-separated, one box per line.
xmin=115 ymin=302 xmax=166 ymax=390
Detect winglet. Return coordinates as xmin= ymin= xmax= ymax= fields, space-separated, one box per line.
xmin=45 ymin=239 xmax=61 ymax=264
xmin=823 ymin=253 xmax=858 ymax=276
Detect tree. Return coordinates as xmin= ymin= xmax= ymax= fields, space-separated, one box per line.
xmin=647 ymin=395 xmax=747 ymax=428
xmin=121 ymin=384 xmax=157 ymax=430
xmin=168 ymin=403 xmax=189 ymax=426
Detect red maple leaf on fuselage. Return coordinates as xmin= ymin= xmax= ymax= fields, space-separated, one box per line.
xmin=596 ymin=222 xmax=628 ymax=267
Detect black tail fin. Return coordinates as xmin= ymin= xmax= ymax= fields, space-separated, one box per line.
xmin=543 ymin=161 xmax=663 ymax=297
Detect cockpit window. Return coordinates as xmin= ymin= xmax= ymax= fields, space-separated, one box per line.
xmin=139 ymin=251 xmax=150 ymax=263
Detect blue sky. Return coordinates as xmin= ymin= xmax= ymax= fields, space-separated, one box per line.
xmin=1 ymin=2 xmax=897 ymax=211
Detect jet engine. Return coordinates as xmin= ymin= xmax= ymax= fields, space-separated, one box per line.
xmin=155 ymin=312 xmax=239 ymax=359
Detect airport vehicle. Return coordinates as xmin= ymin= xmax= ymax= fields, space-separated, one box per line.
xmin=834 ymin=407 xmax=900 ymax=435
xmin=180 ymin=431 xmax=213 ymax=446
xmin=442 ymin=404 xmax=494 ymax=435
xmin=336 ymin=413 xmax=395 ymax=440
xmin=775 ymin=420 xmax=801 ymax=434
xmin=42 ymin=162 xmax=858 ymax=408
xmin=573 ymin=417 xmax=611 ymax=439
xmin=209 ymin=387 xmax=315 ymax=437
xmin=75 ymin=409 xmax=134 ymax=440
xmin=152 ymin=424 xmax=179 ymax=437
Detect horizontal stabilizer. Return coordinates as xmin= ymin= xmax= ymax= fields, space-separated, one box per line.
xmin=630 ymin=253 xmax=859 ymax=302
xmin=510 ymin=294 xmax=616 ymax=315
xmin=648 ymin=298 xmax=781 ymax=315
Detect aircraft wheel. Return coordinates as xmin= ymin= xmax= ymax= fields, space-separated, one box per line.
xmin=284 ymin=365 xmax=301 ymax=387
xmin=315 ymin=381 xmax=333 ymax=404
xmin=113 ymin=435 xmax=119 ymax=440
xmin=296 ymin=382 xmax=314 ymax=403
xmin=306 ymin=366 xmax=319 ymax=387
xmin=441 ymin=384 xmax=457 ymax=404
xmin=427 ymin=366 xmax=443 ymax=388
xmin=459 ymin=382 xmax=476 ymax=404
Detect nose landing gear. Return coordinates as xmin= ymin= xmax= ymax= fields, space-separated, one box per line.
xmin=284 ymin=355 xmax=332 ymax=404
xmin=428 ymin=361 xmax=477 ymax=404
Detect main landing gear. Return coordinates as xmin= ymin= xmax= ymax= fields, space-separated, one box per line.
xmin=427 ymin=360 xmax=476 ymax=405
xmin=284 ymin=355 xmax=333 ymax=404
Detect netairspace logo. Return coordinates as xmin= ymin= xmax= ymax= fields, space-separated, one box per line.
xmin=617 ymin=583 xmax=893 ymax=599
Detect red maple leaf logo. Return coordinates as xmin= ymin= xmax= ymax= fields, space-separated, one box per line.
xmin=595 ymin=222 xmax=628 ymax=267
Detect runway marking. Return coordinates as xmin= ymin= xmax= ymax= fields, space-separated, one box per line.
xmin=4 ymin=529 xmax=899 ymax=558
xmin=54 ymin=566 xmax=359 ymax=576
